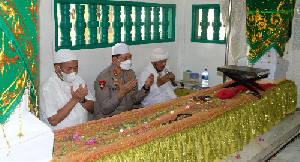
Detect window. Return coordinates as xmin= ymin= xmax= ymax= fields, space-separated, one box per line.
xmin=191 ymin=4 xmax=225 ymax=44
xmin=54 ymin=0 xmax=176 ymax=51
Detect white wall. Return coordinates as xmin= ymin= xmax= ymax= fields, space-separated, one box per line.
xmin=39 ymin=0 xmax=300 ymax=108
xmin=39 ymin=0 xmax=229 ymax=97
xmin=182 ymin=0 xmax=230 ymax=87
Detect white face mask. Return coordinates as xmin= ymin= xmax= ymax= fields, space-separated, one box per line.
xmin=61 ymin=71 xmax=76 ymax=83
xmin=119 ymin=59 xmax=132 ymax=70
xmin=58 ymin=66 xmax=76 ymax=83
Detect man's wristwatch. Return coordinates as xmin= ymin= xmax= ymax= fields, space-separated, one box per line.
xmin=80 ymin=97 xmax=87 ymax=103
xmin=142 ymin=85 xmax=150 ymax=91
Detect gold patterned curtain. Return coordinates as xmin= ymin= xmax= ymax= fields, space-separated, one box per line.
xmin=0 ymin=0 xmax=37 ymax=124
xmin=246 ymin=0 xmax=295 ymax=64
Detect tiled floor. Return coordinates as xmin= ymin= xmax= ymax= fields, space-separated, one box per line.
xmin=221 ymin=111 xmax=300 ymax=162
xmin=270 ymin=136 xmax=300 ymax=162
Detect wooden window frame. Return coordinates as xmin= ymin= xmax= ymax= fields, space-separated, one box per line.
xmin=54 ymin=0 xmax=176 ymax=51
xmin=191 ymin=4 xmax=226 ymax=44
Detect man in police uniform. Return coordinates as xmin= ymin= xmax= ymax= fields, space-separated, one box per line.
xmin=93 ymin=43 xmax=154 ymax=120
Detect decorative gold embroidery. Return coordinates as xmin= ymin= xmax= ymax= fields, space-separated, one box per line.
xmin=246 ymin=0 xmax=294 ymax=63
xmin=0 ymin=32 xmax=19 ymax=75
xmin=26 ymin=2 xmax=37 ymax=24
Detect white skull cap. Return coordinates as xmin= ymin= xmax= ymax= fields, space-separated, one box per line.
xmin=150 ymin=48 xmax=168 ymax=62
xmin=54 ymin=49 xmax=78 ymax=63
xmin=112 ymin=43 xmax=130 ymax=55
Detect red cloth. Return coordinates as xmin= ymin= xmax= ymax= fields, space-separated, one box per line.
xmin=234 ymin=85 xmax=248 ymax=93
xmin=217 ymin=83 xmax=276 ymax=99
xmin=217 ymin=88 xmax=237 ymax=99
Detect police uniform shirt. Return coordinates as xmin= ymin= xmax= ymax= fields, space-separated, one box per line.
xmin=93 ymin=65 xmax=149 ymax=120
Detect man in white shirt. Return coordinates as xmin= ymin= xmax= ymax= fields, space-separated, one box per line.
xmin=39 ymin=49 xmax=94 ymax=130
xmin=138 ymin=48 xmax=177 ymax=107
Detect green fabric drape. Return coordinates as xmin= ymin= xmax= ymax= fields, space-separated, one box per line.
xmin=246 ymin=0 xmax=295 ymax=64
xmin=0 ymin=0 xmax=37 ymax=124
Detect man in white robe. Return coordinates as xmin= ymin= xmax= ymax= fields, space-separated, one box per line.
xmin=39 ymin=49 xmax=94 ymax=130
xmin=138 ymin=48 xmax=177 ymax=107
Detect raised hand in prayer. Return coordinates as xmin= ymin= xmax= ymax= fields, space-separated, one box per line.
xmin=71 ymin=84 xmax=88 ymax=103
xmin=167 ymin=72 xmax=175 ymax=81
xmin=157 ymin=73 xmax=171 ymax=87
xmin=144 ymin=73 xmax=154 ymax=89
xmin=117 ymin=78 xmax=137 ymax=100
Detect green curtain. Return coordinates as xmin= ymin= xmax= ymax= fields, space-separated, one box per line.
xmin=0 ymin=0 xmax=37 ymax=124
xmin=246 ymin=0 xmax=295 ymax=64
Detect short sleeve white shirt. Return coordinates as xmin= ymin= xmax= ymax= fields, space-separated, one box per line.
xmin=39 ymin=72 xmax=95 ymax=130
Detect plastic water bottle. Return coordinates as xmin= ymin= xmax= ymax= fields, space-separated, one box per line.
xmin=201 ymin=69 xmax=209 ymax=87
